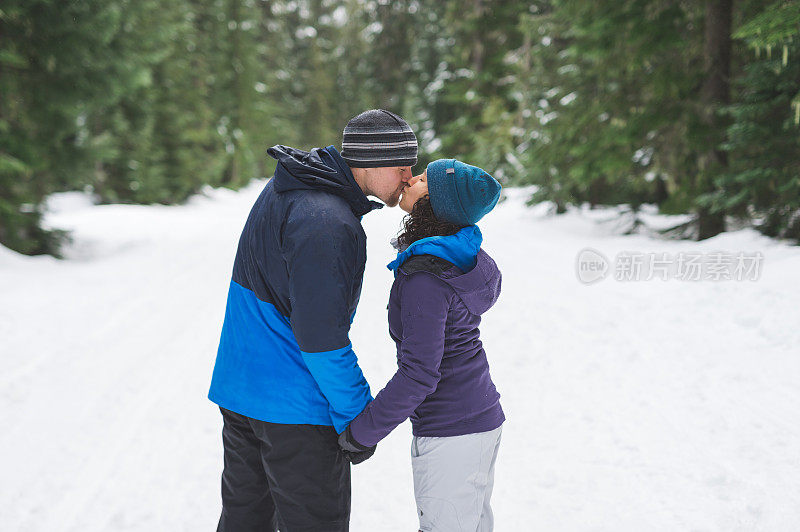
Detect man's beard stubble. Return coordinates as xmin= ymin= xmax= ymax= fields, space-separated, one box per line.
xmin=384 ymin=184 xmax=404 ymax=207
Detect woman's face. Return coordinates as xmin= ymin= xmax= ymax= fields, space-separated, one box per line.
xmin=399 ymin=169 xmax=428 ymax=213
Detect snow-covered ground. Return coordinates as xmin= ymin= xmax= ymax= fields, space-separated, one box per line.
xmin=2 ymin=181 xmax=799 ymax=531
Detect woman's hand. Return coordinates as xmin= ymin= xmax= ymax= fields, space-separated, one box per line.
xmin=338 ymin=425 xmax=377 ymax=464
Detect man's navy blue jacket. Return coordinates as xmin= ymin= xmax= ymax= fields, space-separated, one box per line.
xmin=209 ymin=145 xmax=382 ymax=433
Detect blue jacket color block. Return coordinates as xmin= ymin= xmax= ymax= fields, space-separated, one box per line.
xmin=208 ymin=145 xmax=382 ymax=433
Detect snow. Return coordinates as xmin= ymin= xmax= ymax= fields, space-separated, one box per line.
xmin=2 ymin=182 xmax=799 ymax=531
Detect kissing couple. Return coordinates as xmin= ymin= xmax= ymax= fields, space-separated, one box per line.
xmin=209 ymin=109 xmax=504 ymax=532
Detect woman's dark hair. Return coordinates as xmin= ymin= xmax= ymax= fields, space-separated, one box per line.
xmin=395 ymin=195 xmax=462 ymax=250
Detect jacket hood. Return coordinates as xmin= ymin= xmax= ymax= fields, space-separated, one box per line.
xmin=268 ymin=144 xmax=383 ymax=217
xmin=388 ymin=225 xmax=482 ymax=274
xmin=388 ymin=225 xmax=501 ymax=315
xmin=439 ymin=249 xmax=501 ymax=315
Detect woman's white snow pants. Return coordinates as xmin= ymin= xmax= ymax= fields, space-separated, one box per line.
xmin=411 ymin=425 xmax=502 ymax=532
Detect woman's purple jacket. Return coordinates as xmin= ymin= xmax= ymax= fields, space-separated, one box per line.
xmin=348 ymin=227 xmax=505 ymax=448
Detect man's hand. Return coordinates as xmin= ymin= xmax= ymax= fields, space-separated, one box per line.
xmin=338 ymin=425 xmax=376 ymax=465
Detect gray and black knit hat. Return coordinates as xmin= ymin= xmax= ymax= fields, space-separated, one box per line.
xmin=341 ymin=109 xmax=418 ymax=168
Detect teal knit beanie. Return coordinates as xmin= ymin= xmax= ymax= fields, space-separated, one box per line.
xmin=426 ymin=159 xmax=501 ymax=226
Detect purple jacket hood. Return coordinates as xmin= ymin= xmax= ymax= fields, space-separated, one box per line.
xmin=436 ymin=249 xmax=501 ymax=316
xmin=388 ymin=225 xmax=501 ymax=315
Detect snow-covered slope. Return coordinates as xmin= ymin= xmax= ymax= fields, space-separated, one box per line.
xmin=2 ymin=182 xmax=799 ymax=531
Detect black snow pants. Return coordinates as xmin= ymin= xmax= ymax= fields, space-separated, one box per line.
xmin=216 ymin=407 xmax=351 ymax=532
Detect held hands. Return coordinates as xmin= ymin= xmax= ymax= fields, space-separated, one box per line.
xmin=338 ymin=425 xmax=376 ymax=465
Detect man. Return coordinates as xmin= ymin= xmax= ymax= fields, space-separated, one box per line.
xmin=208 ymin=109 xmax=418 ymax=531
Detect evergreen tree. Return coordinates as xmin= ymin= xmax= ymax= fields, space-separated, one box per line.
xmin=361 ymin=0 xmax=418 ymax=112
xmin=375 ymin=0 xmax=450 ymax=167
xmin=515 ymin=1 xmax=701 ymax=215
xmin=87 ymin=0 xmax=188 ymax=204
xmin=695 ymin=0 xmax=733 ymax=239
xmin=213 ymin=0 xmax=263 ymax=187
xmin=431 ymin=0 xmax=525 ymax=176
xmin=0 ymin=0 xmax=135 ymax=254
xmin=706 ymin=1 xmax=800 ymax=240
xmin=3 ymin=0 xmax=797 ymax=255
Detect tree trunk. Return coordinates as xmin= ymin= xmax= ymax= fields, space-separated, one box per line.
xmin=697 ymin=0 xmax=732 ymax=240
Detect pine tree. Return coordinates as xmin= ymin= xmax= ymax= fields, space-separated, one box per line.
xmin=372 ymin=0 xmax=450 ymax=167
xmin=429 ymin=0 xmax=525 ymax=175
xmin=705 ymin=1 xmax=800 ymax=240
xmin=515 ymin=1 xmax=699 ymax=215
xmin=87 ymin=0 xmax=186 ymax=204
xmin=694 ymin=0 xmax=734 ymax=239
xmin=5 ymin=0 xmax=796 ymax=256
xmin=0 ymin=0 xmax=135 ymax=254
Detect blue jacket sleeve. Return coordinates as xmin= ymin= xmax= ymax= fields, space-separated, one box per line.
xmin=283 ymin=202 xmax=372 ymax=433
xmin=347 ymin=272 xmax=451 ymax=447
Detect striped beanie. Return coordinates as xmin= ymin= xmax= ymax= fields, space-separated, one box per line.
xmin=341 ymin=109 xmax=418 ymax=168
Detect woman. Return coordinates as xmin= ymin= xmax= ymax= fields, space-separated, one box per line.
xmin=339 ymin=158 xmax=505 ymax=531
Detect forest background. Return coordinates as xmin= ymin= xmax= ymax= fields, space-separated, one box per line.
xmin=1 ymin=0 xmax=798 ymax=256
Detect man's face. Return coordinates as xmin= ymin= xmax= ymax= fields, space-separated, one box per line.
xmin=368 ymin=166 xmax=413 ymax=207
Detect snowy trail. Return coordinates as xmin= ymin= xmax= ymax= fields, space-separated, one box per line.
xmin=2 ymin=183 xmax=799 ymax=531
